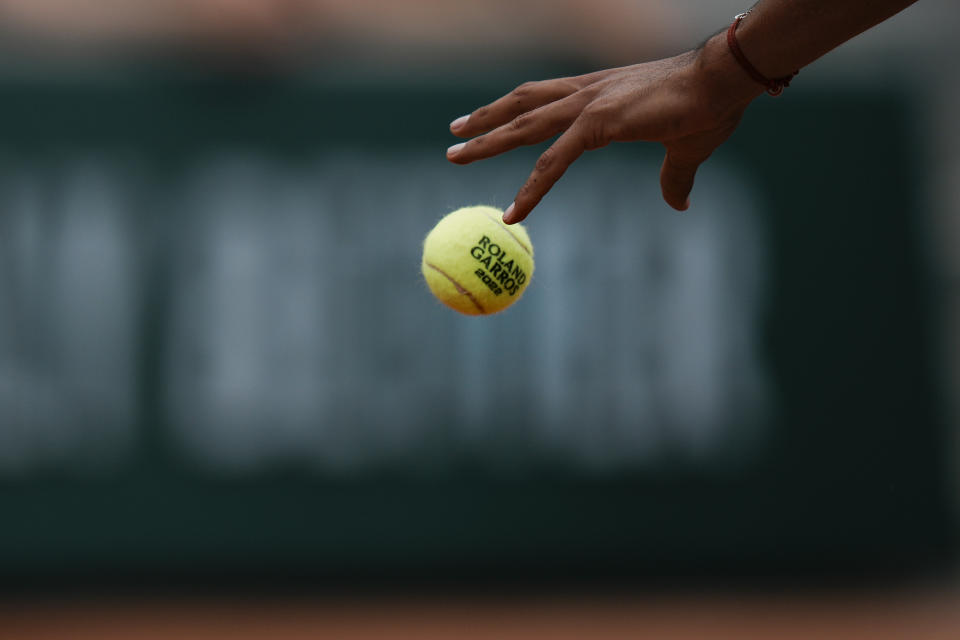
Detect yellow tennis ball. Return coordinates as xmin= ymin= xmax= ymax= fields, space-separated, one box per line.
xmin=422 ymin=205 xmax=535 ymax=315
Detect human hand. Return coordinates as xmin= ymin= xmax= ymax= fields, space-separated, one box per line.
xmin=446 ymin=34 xmax=763 ymax=224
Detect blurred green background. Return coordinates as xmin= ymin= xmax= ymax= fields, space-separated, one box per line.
xmin=0 ymin=0 xmax=956 ymax=588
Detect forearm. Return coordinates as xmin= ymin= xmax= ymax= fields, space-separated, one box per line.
xmin=734 ymin=0 xmax=920 ymax=79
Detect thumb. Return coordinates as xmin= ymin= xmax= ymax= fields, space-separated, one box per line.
xmin=659 ymin=149 xmax=702 ymax=211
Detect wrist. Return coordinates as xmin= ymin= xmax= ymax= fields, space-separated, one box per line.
xmin=694 ymin=31 xmax=765 ymax=117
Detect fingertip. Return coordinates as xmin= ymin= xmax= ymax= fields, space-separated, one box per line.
xmin=446 ymin=142 xmax=465 ymax=160
xmin=504 ymin=201 xmax=531 ymax=224
xmin=449 ymin=115 xmax=469 ymax=133
xmin=660 ymin=189 xmax=689 ymax=212
xmin=502 ymin=202 xmax=516 ymax=224
xmin=665 ymin=197 xmax=688 ymax=212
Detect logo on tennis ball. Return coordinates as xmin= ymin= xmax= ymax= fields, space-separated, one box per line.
xmin=421 ymin=205 xmax=534 ymax=315
xmin=470 ymin=235 xmax=528 ymax=297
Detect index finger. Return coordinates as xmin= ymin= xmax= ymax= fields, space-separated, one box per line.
xmin=450 ymin=78 xmax=580 ymax=138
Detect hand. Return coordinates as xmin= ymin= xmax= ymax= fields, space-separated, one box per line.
xmin=446 ymin=34 xmax=762 ymax=224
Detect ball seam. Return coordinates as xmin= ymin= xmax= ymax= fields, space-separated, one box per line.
xmin=424 ymin=262 xmax=486 ymax=314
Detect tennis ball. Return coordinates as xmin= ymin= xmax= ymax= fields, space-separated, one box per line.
xmin=422 ymin=205 xmax=534 ymax=315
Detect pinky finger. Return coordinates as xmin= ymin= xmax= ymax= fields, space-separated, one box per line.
xmin=504 ymin=125 xmax=586 ymax=224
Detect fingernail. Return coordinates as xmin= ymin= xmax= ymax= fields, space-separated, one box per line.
xmin=450 ymin=115 xmax=469 ymax=130
xmin=682 ymin=197 xmax=690 ymax=210
xmin=447 ymin=142 xmax=465 ymax=157
xmin=503 ymin=202 xmax=516 ymax=223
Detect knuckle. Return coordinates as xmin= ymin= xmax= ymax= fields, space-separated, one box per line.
xmin=512 ymin=81 xmax=538 ymax=99
xmin=517 ymin=180 xmax=535 ymax=201
xmin=588 ymin=129 xmax=606 ymax=150
xmin=472 ymin=106 xmax=489 ymax=122
xmin=581 ymin=97 xmax=612 ymax=122
xmin=578 ymin=104 xmax=612 ymax=149
xmin=578 ymin=123 xmax=607 ymax=151
xmin=510 ymin=113 xmax=529 ymax=132
xmin=557 ymin=77 xmax=581 ymax=93
xmin=517 ymin=175 xmax=546 ymax=207
xmin=534 ymin=149 xmax=554 ymax=173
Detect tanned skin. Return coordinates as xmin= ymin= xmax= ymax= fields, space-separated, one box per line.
xmin=446 ymin=0 xmax=920 ymax=224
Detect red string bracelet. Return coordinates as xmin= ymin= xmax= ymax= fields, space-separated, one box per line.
xmin=726 ymin=11 xmax=798 ymax=97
